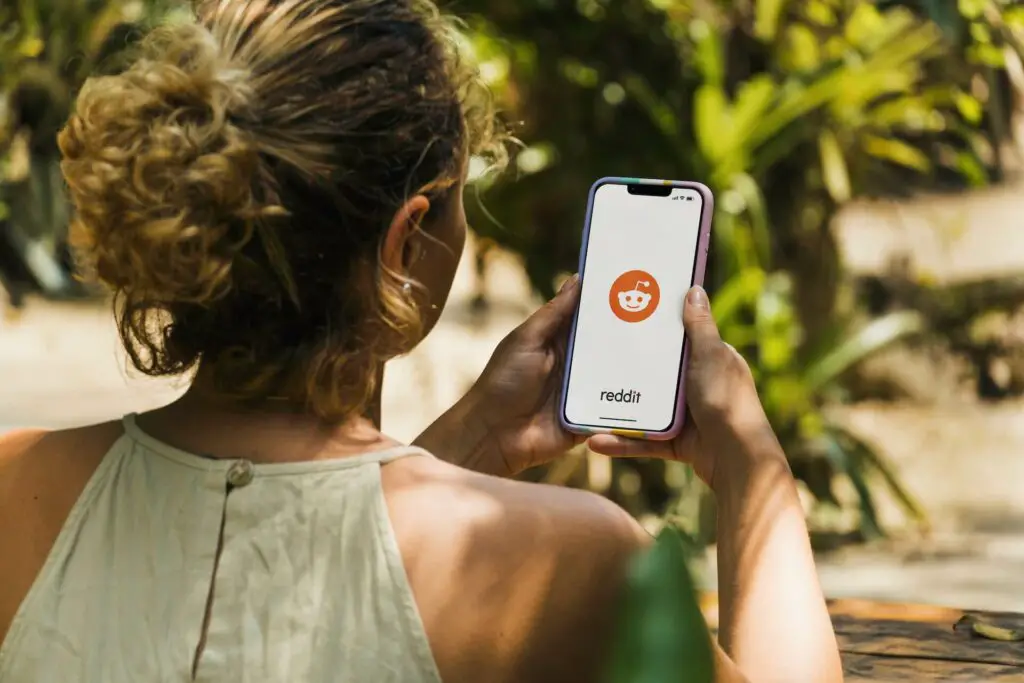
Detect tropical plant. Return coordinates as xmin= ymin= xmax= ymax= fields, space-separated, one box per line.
xmin=457 ymin=0 xmax=1024 ymax=540
xmin=879 ymin=0 xmax=1024 ymax=178
xmin=606 ymin=527 xmax=715 ymax=683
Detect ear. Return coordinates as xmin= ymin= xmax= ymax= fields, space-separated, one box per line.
xmin=380 ymin=195 xmax=431 ymax=276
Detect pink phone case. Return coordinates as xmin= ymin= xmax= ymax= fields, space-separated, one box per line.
xmin=558 ymin=177 xmax=715 ymax=441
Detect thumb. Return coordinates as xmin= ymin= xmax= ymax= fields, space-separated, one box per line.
xmin=683 ymin=286 xmax=721 ymax=354
xmin=517 ymin=273 xmax=580 ymax=341
xmin=682 ymin=285 xmax=760 ymax=428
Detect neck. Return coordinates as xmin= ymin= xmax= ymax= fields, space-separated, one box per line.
xmin=136 ymin=364 xmax=394 ymax=464
xmin=366 ymin=364 xmax=385 ymax=429
xmin=184 ymin=363 xmax=387 ymax=422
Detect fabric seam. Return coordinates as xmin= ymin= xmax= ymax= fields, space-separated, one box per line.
xmin=123 ymin=413 xmax=433 ymax=476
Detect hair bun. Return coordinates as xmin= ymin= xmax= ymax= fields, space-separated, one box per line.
xmin=59 ymin=22 xmax=273 ymax=305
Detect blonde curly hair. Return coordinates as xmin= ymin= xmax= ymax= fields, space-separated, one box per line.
xmin=58 ymin=0 xmax=503 ymax=421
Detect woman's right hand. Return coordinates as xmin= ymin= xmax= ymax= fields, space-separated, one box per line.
xmin=587 ymin=286 xmax=786 ymax=492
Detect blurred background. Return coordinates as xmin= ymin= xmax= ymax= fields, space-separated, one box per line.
xmin=2 ymin=0 xmax=1024 ymax=612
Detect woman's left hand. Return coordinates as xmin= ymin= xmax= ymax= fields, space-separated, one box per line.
xmin=413 ymin=275 xmax=584 ymax=477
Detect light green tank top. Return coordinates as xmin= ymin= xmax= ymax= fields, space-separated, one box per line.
xmin=0 ymin=414 xmax=443 ymax=683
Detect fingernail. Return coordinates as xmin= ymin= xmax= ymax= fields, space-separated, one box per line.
xmin=687 ymin=286 xmax=708 ymax=309
xmin=559 ymin=273 xmax=579 ymax=294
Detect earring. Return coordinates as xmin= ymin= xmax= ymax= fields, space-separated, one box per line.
xmin=402 ymin=282 xmax=413 ymax=296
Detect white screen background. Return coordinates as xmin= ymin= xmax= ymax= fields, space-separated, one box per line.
xmin=563 ymin=183 xmax=704 ymax=432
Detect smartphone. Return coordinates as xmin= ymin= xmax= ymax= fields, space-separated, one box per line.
xmin=559 ymin=177 xmax=714 ymax=441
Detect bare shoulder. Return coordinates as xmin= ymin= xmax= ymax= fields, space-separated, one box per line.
xmin=0 ymin=420 xmax=124 ymax=535
xmin=383 ymin=454 xmax=648 ymax=571
xmin=0 ymin=421 xmax=124 ymax=548
xmin=0 ymin=422 xmax=122 ymax=495
xmin=382 ymin=455 xmax=650 ymax=683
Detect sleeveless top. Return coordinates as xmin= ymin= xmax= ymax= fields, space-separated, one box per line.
xmin=0 ymin=415 xmax=443 ymax=683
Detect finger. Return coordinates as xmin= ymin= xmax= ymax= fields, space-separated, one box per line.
xmin=586 ymin=434 xmax=669 ymax=458
xmin=683 ymin=289 xmax=759 ymax=428
xmin=517 ymin=273 xmax=580 ymax=341
xmin=683 ymin=286 xmax=722 ymax=355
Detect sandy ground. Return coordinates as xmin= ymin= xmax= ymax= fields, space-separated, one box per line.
xmin=3 ymin=230 xmax=1024 ymax=612
xmin=0 ymin=234 xmax=541 ymax=440
xmin=835 ymin=168 xmax=1024 ymax=286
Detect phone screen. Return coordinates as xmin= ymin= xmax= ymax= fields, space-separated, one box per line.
xmin=563 ymin=181 xmax=706 ymax=433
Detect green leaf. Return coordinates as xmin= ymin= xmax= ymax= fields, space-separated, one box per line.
xmin=867 ymin=7 xmax=921 ymax=48
xmin=749 ymin=79 xmax=838 ymax=150
xmin=952 ymin=149 xmax=989 ymax=186
xmin=861 ymin=134 xmax=933 ymax=172
xmin=819 ymin=433 xmax=884 ymax=539
xmin=780 ymin=24 xmax=821 ymax=72
xmin=828 ymin=425 xmax=930 ymax=529
xmin=805 ymin=0 xmax=837 ymax=27
xmin=803 ymin=311 xmax=926 ymax=392
xmin=967 ymin=43 xmax=1005 ymax=67
xmin=954 ymin=91 xmax=984 ymax=126
xmin=604 ymin=528 xmax=715 ymax=683
xmin=845 ymin=3 xmax=885 ymax=50
xmin=754 ymin=274 xmax=798 ymax=372
xmin=818 ymin=129 xmax=851 ymax=203
xmin=17 ymin=36 xmax=44 ymax=58
xmin=723 ymin=174 xmax=773 ymax=267
xmin=870 ymin=96 xmax=946 ymax=132
xmin=969 ymin=22 xmax=993 ymax=45
xmin=822 ymin=35 xmax=847 ymax=62
xmin=798 ymin=411 xmax=826 ymax=441
xmin=1006 ymin=7 xmax=1024 ymax=31
xmin=691 ymin=18 xmax=725 ymax=86
xmin=761 ymin=334 xmax=793 ymax=371
xmin=749 ymin=21 xmax=943 ymax=152
xmin=754 ymin=0 xmax=789 ymax=41
xmin=710 ymin=267 xmax=765 ymax=325
xmin=971 ymin=620 xmax=1024 ymax=642
xmin=863 ymin=20 xmax=943 ymax=69
xmin=762 ymin=374 xmax=811 ymax=421
xmin=730 ymin=75 xmax=777 ymax=145
xmin=694 ymin=84 xmax=732 ymax=163
xmin=720 ymin=324 xmax=760 ymax=353
xmin=560 ymin=59 xmax=599 ymax=87
xmin=958 ymin=0 xmax=987 ymax=21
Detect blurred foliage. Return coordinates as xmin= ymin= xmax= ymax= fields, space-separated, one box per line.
xmin=0 ymin=0 xmax=183 ymax=294
xmin=464 ymin=0 xmax=1024 ymax=542
xmin=606 ymin=527 xmax=714 ymax=683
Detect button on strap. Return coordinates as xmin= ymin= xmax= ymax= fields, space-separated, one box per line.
xmin=226 ymin=460 xmax=255 ymax=488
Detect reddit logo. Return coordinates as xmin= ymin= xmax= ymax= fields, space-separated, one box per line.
xmin=609 ymin=270 xmax=660 ymax=323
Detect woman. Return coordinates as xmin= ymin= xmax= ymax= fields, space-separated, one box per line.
xmin=0 ymin=1 xmax=843 ymax=682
